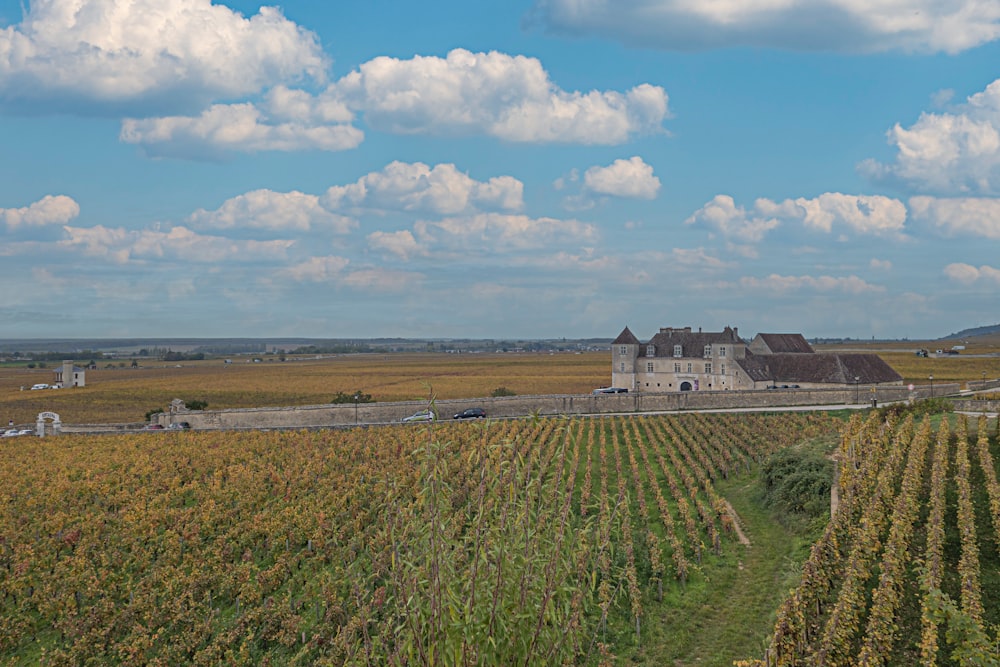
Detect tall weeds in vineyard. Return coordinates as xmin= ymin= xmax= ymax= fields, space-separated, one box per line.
xmin=374 ymin=421 xmax=618 ymax=665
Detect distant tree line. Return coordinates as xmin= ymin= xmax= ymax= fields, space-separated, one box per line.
xmin=291 ymin=344 xmax=374 ymax=355
xmin=159 ymin=350 xmax=206 ymax=361
xmin=2 ymin=350 xmax=108 ymax=361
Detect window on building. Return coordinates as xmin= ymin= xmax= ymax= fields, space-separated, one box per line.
xmin=646 ymin=345 xmax=655 ymax=357
xmin=619 ymin=345 xmax=628 ymax=355
xmin=705 ymin=363 xmax=712 ymax=374
xmin=673 ymin=344 xmax=682 ymax=357
xmin=721 ymin=364 xmax=726 ymax=375
xmin=704 ymin=344 xmax=712 ymax=358
xmin=686 ymin=363 xmax=692 ymax=373
xmin=674 ymin=362 xmax=680 ymax=373
xmin=720 ymin=346 xmax=727 ymax=357
xmin=620 ymin=362 xmax=626 ymax=372
xmin=645 ymin=362 xmax=653 ymax=373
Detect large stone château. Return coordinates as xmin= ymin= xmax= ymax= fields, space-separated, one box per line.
xmin=610 ymin=325 xmax=902 ymax=392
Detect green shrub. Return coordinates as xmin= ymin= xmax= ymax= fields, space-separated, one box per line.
xmin=330 ymin=390 xmax=373 ymax=404
xmin=491 ymin=386 xmax=516 ymax=397
xmin=876 ymin=396 xmax=953 ymax=420
xmin=760 ymin=448 xmax=832 ymax=519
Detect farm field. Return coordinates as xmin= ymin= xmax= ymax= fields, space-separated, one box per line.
xmin=0 ymin=411 xmax=843 ymax=665
xmin=2 ymin=342 xmax=998 ymax=426
xmin=0 ymin=352 xmax=610 ymax=425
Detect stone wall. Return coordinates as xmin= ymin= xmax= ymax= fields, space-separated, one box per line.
xmin=952 ymin=399 xmax=1000 ymax=414
xmin=157 ymin=383 xmax=959 ymax=430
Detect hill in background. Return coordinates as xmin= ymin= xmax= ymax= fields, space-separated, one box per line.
xmin=942 ymin=323 xmax=1000 ymax=340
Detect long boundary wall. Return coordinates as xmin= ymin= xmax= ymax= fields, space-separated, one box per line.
xmin=155 ymin=383 xmax=958 ymax=430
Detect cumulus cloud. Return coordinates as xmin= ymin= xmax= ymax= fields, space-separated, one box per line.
xmin=909 ymin=196 xmax=1000 ymax=238
xmin=187 ymin=189 xmax=356 ymax=233
xmin=1 ymin=195 xmax=79 ymax=229
xmin=343 ymin=268 xmax=423 ymax=291
xmin=943 ymin=263 xmax=1000 ymax=285
xmin=120 ymin=102 xmax=364 ymax=157
xmin=329 ymin=48 xmax=668 ymax=144
xmin=772 ymin=193 xmax=907 ymax=235
xmin=737 ymin=273 xmax=885 ymax=294
xmin=119 ymin=47 xmax=667 ymax=156
xmin=278 ymin=256 xmax=351 ymax=282
xmin=671 ymin=247 xmax=734 ymax=270
xmin=861 ymin=79 xmax=1000 ymax=195
xmin=367 ymin=230 xmax=423 ymax=261
xmin=686 ymin=192 xmax=906 ymax=242
xmin=582 ymin=156 xmax=660 ymax=199
xmin=60 ymin=225 xmax=293 ymax=264
xmin=527 ymin=0 xmax=1000 ymax=54
xmin=416 ymin=212 xmax=598 ymax=253
xmin=324 ymin=161 xmax=524 ymax=215
xmin=684 ymin=195 xmax=781 ymax=243
xmin=0 ymin=0 xmax=326 ymax=112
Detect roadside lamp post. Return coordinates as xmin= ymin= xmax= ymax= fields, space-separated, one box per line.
xmin=983 ymin=371 xmax=987 ymax=388
xmin=354 ymin=392 xmax=360 ymax=424
xmin=854 ymin=376 xmax=860 ymax=404
xmin=929 ymin=375 xmax=934 ymax=397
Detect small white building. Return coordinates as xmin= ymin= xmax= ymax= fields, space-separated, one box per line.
xmin=53 ymin=360 xmax=85 ymax=388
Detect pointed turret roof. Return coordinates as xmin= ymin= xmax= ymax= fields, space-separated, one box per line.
xmin=613 ymin=326 xmax=641 ymax=345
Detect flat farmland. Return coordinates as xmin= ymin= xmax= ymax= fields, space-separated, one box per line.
xmin=816 ymin=335 xmax=1000 ymax=385
xmin=0 ymin=352 xmax=609 ymax=425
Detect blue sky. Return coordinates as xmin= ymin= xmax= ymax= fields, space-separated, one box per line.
xmin=1 ymin=0 xmax=999 ymax=341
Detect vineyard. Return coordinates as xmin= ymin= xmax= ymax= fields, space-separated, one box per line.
xmin=743 ymin=412 xmax=1000 ymax=667
xmin=0 ymin=411 xmax=841 ymax=665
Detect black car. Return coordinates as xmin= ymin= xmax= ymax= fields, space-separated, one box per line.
xmin=453 ymin=408 xmax=486 ymax=420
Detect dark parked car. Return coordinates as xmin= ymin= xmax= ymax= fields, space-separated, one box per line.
xmin=453 ymin=408 xmax=486 ymax=420
xmin=592 ymin=387 xmax=628 ymax=394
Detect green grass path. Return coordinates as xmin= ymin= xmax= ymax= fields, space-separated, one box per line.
xmin=621 ymin=475 xmax=822 ymax=666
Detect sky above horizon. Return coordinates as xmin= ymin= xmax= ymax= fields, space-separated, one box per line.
xmin=1 ymin=0 xmax=999 ymax=341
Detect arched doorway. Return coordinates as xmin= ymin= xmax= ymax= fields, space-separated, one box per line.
xmin=679 ymin=381 xmax=693 ymax=391
xmin=35 ymin=411 xmax=61 ymax=437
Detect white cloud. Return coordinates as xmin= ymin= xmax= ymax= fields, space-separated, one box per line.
xmin=330 ymin=48 xmax=668 ymax=144
xmin=367 ymin=230 xmax=422 ymax=261
xmin=776 ymin=193 xmax=907 ymax=235
xmin=188 ymin=189 xmax=356 ymax=233
xmin=323 ymin=161 xmax=524 ymax=215
xmin=0 ymin=0 xmax=326 ymax=111
xmin=861 ymin=79 xmax=1000 ymax=195
xmin=415 ymin=212 xmax=598 ymax=253
xmin=1 ymin=195 xmax=79 ymax=229
xmin=737 ymin=273 xmax=885 ymax=294
xmin=119 ymin=47 xmax=668 ymax=156
xmin=528 ymin=0 xmax=1000 ymax=54
xmin=870 ymin=258 xmax=893 ymax=271
xmin=684 ymin=195 xmax=781 ymax=243
xmin=671 ymin=247 xmax=734 ymax=270
xmin=583 ymin=156 xmax=660 ymax=199
xmin=278 ymin=256 xmax=351 ymax=282
xmin=120 ymin=102 xmax=364 ymax=157
xmin=909 ymin=195 xmax=1000 ymax=238
xmin=686 ymin=192 xmax=906 ymax=242
xmin=60 ymin=225 xmax=293 ymax=264
xmin=943 ymin=263 xmax=1000 ymax=284
xmin=343 ymin=268 xmax=423 ymax=291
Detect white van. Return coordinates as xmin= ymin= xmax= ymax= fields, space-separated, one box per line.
xmin=30 ymin=383 xmax=50 ymax=390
